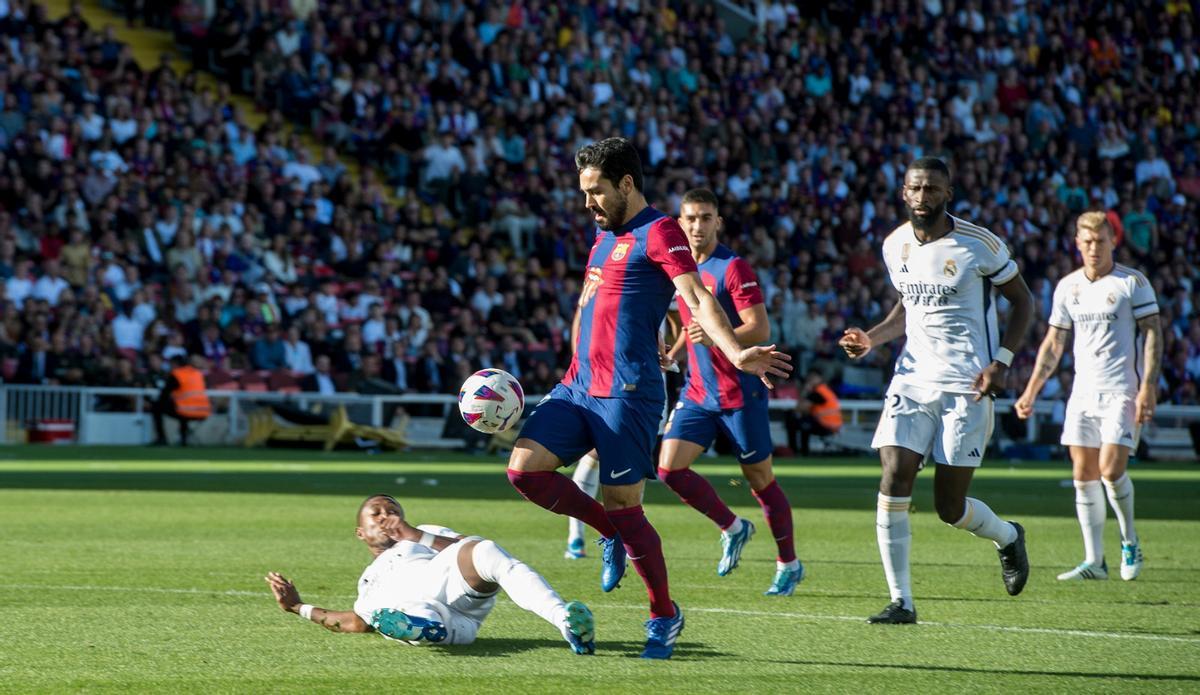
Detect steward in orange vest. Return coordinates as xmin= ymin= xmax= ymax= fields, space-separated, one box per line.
xmin=154 ymin=355 xmax=211 ymax=446
xmin=785 ymin=370 xmax=843 ymax=456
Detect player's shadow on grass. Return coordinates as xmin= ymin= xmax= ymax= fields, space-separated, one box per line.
xmin=2 ymin=448 xmax=1196 ymax=520
xmin=760 ymin=659 xmax=1200 ymax=683
xmin=456 ymin=638 xmax=727 ymax=659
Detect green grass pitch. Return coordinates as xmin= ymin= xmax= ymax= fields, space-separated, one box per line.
xmin=1 ymin=446 xmax=1198 ymax=693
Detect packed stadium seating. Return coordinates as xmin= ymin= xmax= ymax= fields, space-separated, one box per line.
xmin=1 ymin=0 xmax=1198 ymax=412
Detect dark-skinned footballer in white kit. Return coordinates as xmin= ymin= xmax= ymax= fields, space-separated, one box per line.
xmin=840 ymin=157 xmax=1035 ymax=624
xmin=265 ymin=494 xmax=597 ymax=654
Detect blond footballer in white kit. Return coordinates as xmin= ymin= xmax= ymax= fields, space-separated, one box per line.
xmin=1016 ymin=212 xmax=1163 ymax=582
xmin=840 ymin=158 xmax=1035 ymax=625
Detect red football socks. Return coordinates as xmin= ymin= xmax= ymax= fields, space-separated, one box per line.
xmin=507 ymin=469 xmax=618 ymax=538
xmin=658 ymin=467 xmax=737 ymax=530
xmin=608 ymin=505 xmax=675 ymax=618
xmin=753 ymin=480 xmax=796 ymax=563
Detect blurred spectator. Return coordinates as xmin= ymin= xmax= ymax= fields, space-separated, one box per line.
xmin=0 ymin=0 xmax=1191 ymax=413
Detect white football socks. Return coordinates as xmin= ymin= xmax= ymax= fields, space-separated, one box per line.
xmin=471 ymin=540 xmax=566 ymax=628
xmin=1073 ymin=480 xmax=1106 ymax=565
xmin=567 ymin=454 xmax=600 ymax=545
xmin=876 ymin=493 xmax=913 ymax=610
xmin=1103 ymin=473 xmax=1138 ymax=545
xmin=952 ymin=497 xmax=1018 ymax=548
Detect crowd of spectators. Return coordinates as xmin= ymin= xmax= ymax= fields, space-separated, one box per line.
xmin=2 ymin=0 xmax=1199 ymax=413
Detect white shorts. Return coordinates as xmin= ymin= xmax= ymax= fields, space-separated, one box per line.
xmin=357 ymin=537 xmax=497 ymax=645
xmin=1061 ymin=391 xmax=1140 ymax=450
xmin=871 ymin=385 xmax=994 ymax=467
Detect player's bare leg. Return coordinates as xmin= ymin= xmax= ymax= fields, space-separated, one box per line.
xmin=741 ymin=457 xmax=803 ymax=595
xmin=657 ymin=439 xmax=752 ymax=576
xmin=1099 ymin=443 xmax=1141 ymax=579
xmin=566 ymin=451 xmax=601 ymax=559
xmin=458 ymin=539 xmax=596 ymax=654
xmin=868 ymin=446 xmax=922 ymax=624
xmin=602 ymin=480 xmax=683 ymax=659
xmin=508 ymin=439 xmax=618 ymax=539
xmin=1059 ymin=446 xmax=1109 ymax=580
xmin=935 ymin=463 xmax=1027 ymax=596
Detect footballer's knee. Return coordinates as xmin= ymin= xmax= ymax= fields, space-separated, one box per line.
xmin=741 ymin=458 xmax=775 ymax=491
xmin=878 ymin=447 xmax=920 ymax=496
xmin=601 ymin=481 xmax=644 ymax=510
xmin=657 ymin=438 xmax=702 ymax=472
xmin=460 ymin=539 xmax=502 ymax=594
xmin=934 ymin=496 xmax=966 ymax=524
xmin=508 ymin=439 xmax=560 ymax=473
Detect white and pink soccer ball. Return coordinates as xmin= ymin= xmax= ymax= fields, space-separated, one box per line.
xmin=458 ymin=368 xmax=525 ymax=434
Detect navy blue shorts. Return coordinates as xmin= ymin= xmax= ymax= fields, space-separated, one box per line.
xmin=518 ymin=384 xmax=662 ymax=486
xmin=663 ymin=392 xmax=773 ymax=465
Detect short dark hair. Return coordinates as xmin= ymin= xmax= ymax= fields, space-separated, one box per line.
xmin=170 ymin=354 xmax=188 ymax=367
xmin=908 ymin=156 xmax=952 ymax=180
xmin=681 ymin=188 xmax=720 ymax=211
xmin=575 ymin=137 xmax=643 ymax=192
xmin=357 ymin=494 xmax=400 ymax=524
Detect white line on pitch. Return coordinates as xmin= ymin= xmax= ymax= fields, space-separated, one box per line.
xmin=5 ymin=583 xmax=1198 ymax=644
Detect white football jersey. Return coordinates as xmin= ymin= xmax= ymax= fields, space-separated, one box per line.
xmin=353 ymin=540 xmax=440 ymax=623
xmin=1049 ymin=264 xmax=1158 ymax=395
xmin=882 ymin=215 xmax=1019 ymax=393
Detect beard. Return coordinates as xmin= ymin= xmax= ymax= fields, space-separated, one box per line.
xmin=905 ymin=199 xmax=946 ymax=232
xmin=592 ymin=192 xmax=629 ymax=231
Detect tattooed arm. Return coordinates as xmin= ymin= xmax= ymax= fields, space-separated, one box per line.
xmin=1014 ymin=325 xmax=1070 ymax=419
xmin=265 ymin=572 xmax=371 ymax=633
xmin=1135 ymin=314 xmax=1163 ymax=423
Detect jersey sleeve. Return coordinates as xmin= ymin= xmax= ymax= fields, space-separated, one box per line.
xmin=1048 ymin=281 xmax=1072 ymax=330
xmin=415 ymin=524 xmax=462 ymax=542
xmin=725 ymin=257 xmax=764 ymax=311
xmin=645 ymin=217 xmax=698 ymax=279
xmin=977 ymin=238 xmax=1019 ymax=285
xmin=1129 ymin=272 xmax=1159 ymax=319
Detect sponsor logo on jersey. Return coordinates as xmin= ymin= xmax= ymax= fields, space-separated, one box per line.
xmin=897 ymin=280 xmax=958 ymax=306
xmin=668 ymin=245 xmax=689 ymax=253
xmin=611 ymin=242 xmax=631 ymax=261
xmin=740 ymin=281 xmax=758 ymax=289
xmin=943 ymin=259 xmax=958 ymax=277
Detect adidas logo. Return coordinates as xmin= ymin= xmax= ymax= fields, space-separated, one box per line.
xmin=968 ymin=448 xmax=981 ymax=458
xmin=899 ymin=264 xmax=909 ymax=273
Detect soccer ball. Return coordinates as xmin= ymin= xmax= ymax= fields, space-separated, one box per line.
xmin=458 ymin=368 xmax=525 ymax=434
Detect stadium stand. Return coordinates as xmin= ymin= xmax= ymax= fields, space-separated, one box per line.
xmin=1 ymin=0 xmax=1198 ymax=420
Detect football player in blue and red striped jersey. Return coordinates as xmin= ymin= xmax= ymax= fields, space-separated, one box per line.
xmin=658 ymin=189 xmax=804 ymax=597
xmin=507 ymin=139 xmax=791 ymax=659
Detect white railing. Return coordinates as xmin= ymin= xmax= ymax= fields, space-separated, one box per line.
xmin=1 ymin=385 xmax=1197 ymax=458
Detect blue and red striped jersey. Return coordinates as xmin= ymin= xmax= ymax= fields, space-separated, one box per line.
xmin=675 ymin=244 xmax=765 ymax=410
xmin=563 ymin=206 xmax=697 ymax=400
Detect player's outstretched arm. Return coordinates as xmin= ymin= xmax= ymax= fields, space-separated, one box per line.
xmin=264 ymin=572 xmax=371 ymax=633
xmin=1014 ymin=325 xmax=1069 ymax=419
xmin=973 ymin=274 xmax=1036 ymax=401
xmin=840 ymin=299 xmax=906 ymax=359
xmin=1136 ymin=314 xmax=1163 ymax=423
xmin=673 ymin=272 xmax=791 ymax=386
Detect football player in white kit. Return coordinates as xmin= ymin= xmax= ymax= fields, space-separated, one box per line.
xmin=265 ymin=494 xmax=597 ymax=654
xmin=1015 ymin=211 xmax=1162 ymax=581
xmin=840 ymin=158 xmax=1035 ymax=625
